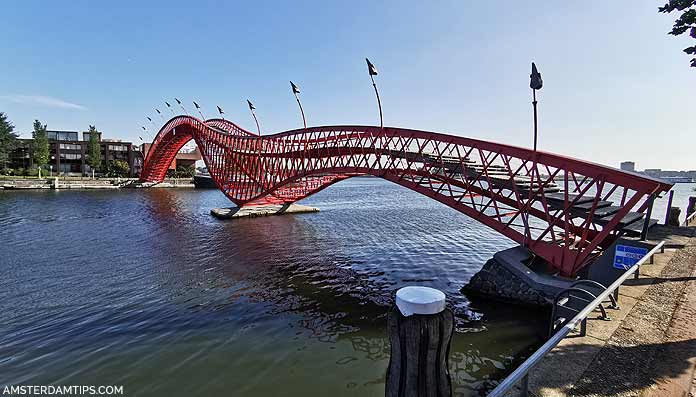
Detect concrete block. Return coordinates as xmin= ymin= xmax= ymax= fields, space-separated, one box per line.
xmin=210 ymin=203 xmax=319 ymax=220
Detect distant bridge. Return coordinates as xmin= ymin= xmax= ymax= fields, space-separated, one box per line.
xmin=140 ymin=115 xmax=671 ymax=277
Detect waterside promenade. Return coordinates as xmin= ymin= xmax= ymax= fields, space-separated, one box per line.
xmin=505 ymin=223 xmax=696 ymax=397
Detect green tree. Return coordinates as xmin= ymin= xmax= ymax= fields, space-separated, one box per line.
xmin=31 ymin=120 xmax=49 ymax=178
xmin=109 ymin=159 xmax=130 ymax=177
xmin=659 ymin=0 xmax=696 ymax=67
xmin=0 ymin=112 xmax=18 ymax=171
xmin=86 ymin=125 xmax=101 ymax=174
xmin=176 ymin=164 xmax=195 ymax=178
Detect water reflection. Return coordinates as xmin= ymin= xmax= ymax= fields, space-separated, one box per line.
xmin=1 ymin=179 xmax=547 ymax=396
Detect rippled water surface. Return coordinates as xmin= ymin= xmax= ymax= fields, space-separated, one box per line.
xmin=1 ymin=178 xmax=554 ymax=396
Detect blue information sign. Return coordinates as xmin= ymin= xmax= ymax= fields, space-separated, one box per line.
xmin=613 ymin=245 xmax=649 ymax=270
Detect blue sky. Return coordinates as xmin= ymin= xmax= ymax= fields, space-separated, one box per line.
xmin=1 ymin=1 xmax=694 ymax=170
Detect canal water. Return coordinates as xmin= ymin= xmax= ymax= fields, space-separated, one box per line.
xmin=2 ymin=179 xmax=691 ymax=396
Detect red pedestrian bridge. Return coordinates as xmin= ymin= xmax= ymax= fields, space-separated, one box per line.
xmin=140 ymin=115 xmax=671 ymax=277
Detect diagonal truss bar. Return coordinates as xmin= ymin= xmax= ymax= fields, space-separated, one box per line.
xmin=140 ymin=116 xmax=672 ymax=276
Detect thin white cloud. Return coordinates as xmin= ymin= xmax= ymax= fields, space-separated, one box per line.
xmin=0 ymin=95 xmax=87 ymax=110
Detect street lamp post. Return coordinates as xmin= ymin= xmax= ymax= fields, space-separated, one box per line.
xmin=290 ymin=81 xmax=307 ymax=129
xmin=523 ymin=62 xmax=544 ymax=249
xmin=530 ymin=62 xmax=543 ymax=151
xmin=365 ymin=58 xmax=383 ymax=128
xmin=175 ymin=98 xmax=188 ymax=115
xmin=50 ymin=155 xmax=55 ymax=177
xmin=247 ymin=100 xmax=261 ymax=136
xmin=193 ymin=101 xmax=205 ymax=120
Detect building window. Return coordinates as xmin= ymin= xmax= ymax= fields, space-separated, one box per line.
xmin=83 ymin=132 xmax=102 ymax=141
xmin=108 ymin=144 xmax=127 ymax=151
xmin=59 ymin=153 xmax=82 ymax=160
xmin=59 ymin=143 xmax=82 ymax=150
xmin=59 ymin=163 xmax=81 ymax=173
xmin=48 ymin=131 xmax=78 ymax=141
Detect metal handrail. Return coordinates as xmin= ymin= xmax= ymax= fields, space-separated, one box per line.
xmin=569 ymin=279 xmax=619 ymax=309
xmin=683 ymin=210 xmax=696 ymax=227
xmin=487 ymin=240 xmax=666 ymax=397
xmin=548 ymin=287 xmax=601 ymax=338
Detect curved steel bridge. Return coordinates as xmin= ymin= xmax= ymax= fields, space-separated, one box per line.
xmin=140 ymin=115 xmax=671 ymax=277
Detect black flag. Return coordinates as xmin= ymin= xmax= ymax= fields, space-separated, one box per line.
xmin=165 ymin=102 xmax=171 ymax=108
xmin=290 ymin=81 xmax=300 ymax=94
xmin=193 ymin=101 xmax=200 ymax=109
xmin=155 ymin=109 xmax=161 ymax=114
xmin=217 ymin=106 xmax=224 ymax=115
xmin=141 ymin=126 xmax=146 ymax=131
xmin=530 ymin=62 xmax=543 ymax=90
xmin=139 ymin=136 xmax=143 ymax=141
xmin=175 ymin=98 xmax=182 ymax=105
xmin=147 ymin=117 xmax=152 ymax=122
xmin=247 ymin=100 xmax=255 ymax=110
xmin=366 ymin=58 xmax=378 ymax=76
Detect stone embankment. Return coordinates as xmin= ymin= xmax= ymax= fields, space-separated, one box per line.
xmin=0 ymin=177 xmax=194 ymax=190
xmin=463 ymin=257 xmax=549 ymax=306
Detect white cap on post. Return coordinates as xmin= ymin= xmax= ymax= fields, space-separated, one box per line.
xmin=395 ymin=286 xmax=446 ymax=317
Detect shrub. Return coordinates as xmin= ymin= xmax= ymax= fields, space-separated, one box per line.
xmin=166 ymin=165 xmax=195 ymax=178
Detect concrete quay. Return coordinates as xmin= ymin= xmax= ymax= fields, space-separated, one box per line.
xmin=504 ymin=224 xmax=696 ymax=397
xmin=0 ymin=177 xmax=194 ymax=190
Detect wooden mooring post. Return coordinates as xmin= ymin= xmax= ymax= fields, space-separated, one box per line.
xmin=687 ymin=196 xmax=696 ymax=226
xmin=668 ymin=207 xmax=681 ymax=227
xmin=386 ymin=287 xmax=454 ymax=397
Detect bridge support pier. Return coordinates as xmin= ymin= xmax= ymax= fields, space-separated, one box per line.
xmin=210 ymin=203 xmax=319 ymax=220
xmin=462 ymin=246 xmax=573 ymax=307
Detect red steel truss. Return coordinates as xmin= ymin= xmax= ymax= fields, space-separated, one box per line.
xmin=140 ymin=115 xmax=671 ymax=276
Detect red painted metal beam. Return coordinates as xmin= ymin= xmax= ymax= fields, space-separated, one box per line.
xmin=140 ymin=116 xmax=672 ymax=276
